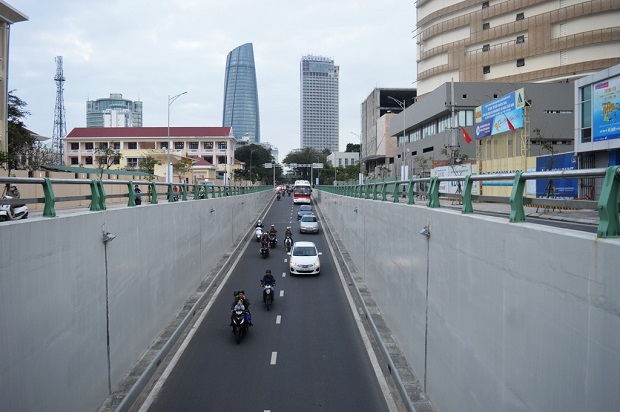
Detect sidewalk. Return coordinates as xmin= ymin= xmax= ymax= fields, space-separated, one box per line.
xmin=438 ymin=199 xmax=600 ymax=226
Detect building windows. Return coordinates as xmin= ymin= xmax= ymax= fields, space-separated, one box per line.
xmin=85 ymin=156 xmax=93 ymax=165
xmin=517 ymin=58 xmax=525 ymax=67
xmin=70 ymin=143 xmax=79 ymax=150
xmin=113 ymin=142 xmax=121 ymax=150
xmin=217 ymin=156 xmax=227 ymax=164
xmin=126 ymin=158 xmax=139 ymax=169
xmin=218 ymin=142 xmax=227 ymax=150
xmin=204 ymin=142 xmax=214 ymax=150
xmin=189 ymin=142 xmax=199 ymax=150
xmin=128 ymin=142 xmax=137 ymax=149
xmin=483 ymin=22 xmax=490 ymax=30
xmin=160 ymin=142 xmax=168 ymax=149
xmin=85 ymin=142 xmax=94 ymax=150
xmin=580 ymin=85 xmax=592 ymax=143
xmin=482 ymin=44 xmax=490 ymax=52
xmin=98 ymin=143 xmax=108 ymax=150
xmin=482 ymin=1 xmax=489 ymax=8
xmin=174 ymin=142 xmax=184 ymax=150
xmin=458 ymin=110 xmax=475 ymax=127
xmin=70 ymin=157 xmax=79 ymax=165
xmin=203 ymin=156 xmax=213 ymax=164
xmin=483 ymin=66 xmax=491 ymax=74
xmin=516 ymin=35 xmax=525 ymax=44
xmin=516 ymin=12 xmax=524 ymax=21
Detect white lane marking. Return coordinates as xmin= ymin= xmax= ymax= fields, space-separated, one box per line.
xmin=270 ymin=351 xmax=278 ymax=365
xmin=276 ymin=315 xmax=281 ymax=324
xmin=279 ymin=290 xmax=284 ymax=297
xmin=282 ymin=272 xmax=286 ymax=277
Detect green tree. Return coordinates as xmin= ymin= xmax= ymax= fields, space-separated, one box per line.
xmin=94 ymin=143 xmax=122 ymax=179
xmin=1 ymin=91 xmax=36 ymax=175
xmin=345 ymin=143 xmax=360 ymax=153
xmin=234 ymin=144 xmax=274 ymax=183
xmin=282 ymin=148 xmax=324 ymax=181
xmin=172 ymin=158 xmax=193 ymax=183
xmin=139 ymin=155 xmax=161 ymax=181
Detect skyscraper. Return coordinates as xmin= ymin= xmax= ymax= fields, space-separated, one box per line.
xmin=86 ymin=94 xmax=143 ymax=128
xmin=222 ymin=43 xmax=260 ymax=143
xmin=300 ymin=55 xmax=339 ymax=152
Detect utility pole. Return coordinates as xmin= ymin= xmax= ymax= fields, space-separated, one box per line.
xmin=52 ymin=56 xmax=67 ymax=165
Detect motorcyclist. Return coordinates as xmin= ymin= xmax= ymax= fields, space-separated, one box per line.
xmin=134 ymin=184 xmax=142 ymax=205
xmin=260 ymin=270 xmax=276 ymax=302
xmin=261 ymin=232 xmax=270 ymax=250
xmin=230 ymin=290 xmax=252 ymax=326
xmin=284 ymin=226 xmax=293 ymax=245
xmin=6 ymin=184 xmax=20 ymax=198
xmin=256 ymin=219 xmax=264 ymax=228
xmin=269 ymin=224 xmax=277 ymax=237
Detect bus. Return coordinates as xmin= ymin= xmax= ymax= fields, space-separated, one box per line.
xmin=293 ymin=180 xmax=312 ymax=204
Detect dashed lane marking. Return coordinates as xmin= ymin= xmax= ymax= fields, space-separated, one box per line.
xmin=276 ymin=315 xmax=281 ymax=324
xmin=270 ymin=352 xmax=278 ymax=365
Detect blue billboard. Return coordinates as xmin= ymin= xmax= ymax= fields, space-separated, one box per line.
xmin=535 ymin=152 xmax=578 ymax=199
xmin=475 ymin=108 xmax=524 ymax=139
xmin=592 ymin=74 xmax=620 ymax=142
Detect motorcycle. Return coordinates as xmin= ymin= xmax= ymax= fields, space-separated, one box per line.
xmin=254 ymin=227 xmax=263 ymax=241
xmin=284 ymin=235 xmax=293 ymax=252
xmin=260 ymin=241 xmax=270 ymax=258
xmin=276 ymin=193 xmax=281 ymax=201
xmin=231 ymin=308 xmax=248 ymax=344
xmin=261 ymin=283 xmax=275 ymax=311
xmin=268 ymin=233 xmax=277 ymax=249
xmin=0 ymin=196 xmax=29 ymax=222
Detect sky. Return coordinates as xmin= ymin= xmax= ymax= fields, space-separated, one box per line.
xmin=7 ymin=0 xmax=417 ymax=160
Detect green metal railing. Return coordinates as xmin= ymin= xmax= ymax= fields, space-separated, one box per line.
xmin=316 ymin=166 xmax=620 ymax=238
xmin=0 ymin=177 xmax=272 ymax=218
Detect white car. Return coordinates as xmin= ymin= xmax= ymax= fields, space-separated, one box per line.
xmin=299 ymin=214 xmax=319 ymax=233
xmin=288 ymin=241 xmax=322 ymax=275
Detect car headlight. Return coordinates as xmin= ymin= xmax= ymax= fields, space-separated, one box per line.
xmin=314 ymin=259 xmax=320 ymax=266
xmin=290 ymin=260 xmax=297 ymax=266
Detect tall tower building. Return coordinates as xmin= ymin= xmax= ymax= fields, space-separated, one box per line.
xmin=222 ymin=43 xmax=260 ymax=143
xmin=86 ymin=94 xmax=143 ymax=127
xmin=415 ymin=0 xmax=620 ymax=96
xmin=300 ymin=55 xmax=339 ymax=152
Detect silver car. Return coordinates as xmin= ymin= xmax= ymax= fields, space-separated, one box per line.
xmin=299 ymin=214 xmax=319 ymax=234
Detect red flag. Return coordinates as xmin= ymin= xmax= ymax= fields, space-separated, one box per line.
xmin=504 ymin=113 xmax=515 ymax=131
xmin=461 ymin=126 xmax=472 ymax=144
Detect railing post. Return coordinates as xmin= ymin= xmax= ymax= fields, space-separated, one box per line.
xmin=392 ymin=180 xmax=400 ymax=203
xmin=509 ymin=171 xmax=526 ymax=222
xmin=381 ymin=182 xmax=388 ymax=201
xmin=597 ymin=166 xmax=620 ymax=238
xmin=89 ymin=180 xmax=101 ymax=211
xmin=407 ymin=179 xmax=415 ymax=205
xmin=373 ymin=183 xmax=379 ymax=200
xmin=193 ymin=184 xmax=200 ymax=200
xmin=462 ymin=175 xmax=474 ymax=214
xmin=41 ymin=178 xmax=56 ymax=217
xmin=150 ymin=182 xmax=158 ymax=204
xmin=127 ymin=180 xmax=137 ymax=207
xmin=181 ymin=185 xmax=188 ymax=201
xmin=428 ymin=177 xmax=440 ymax=208
xmin=167 ymin=184 xmax=175 ymax=202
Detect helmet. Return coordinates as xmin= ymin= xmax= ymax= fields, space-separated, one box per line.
xmin=266 ymin=269 xmax=272 ymax=274
xmin=257 ymin=220 xmax=261 ymax=224
xmin=287 ymin=226 xmax=291 ymax=229
xmin=271 ymin=224 xmax=275 ymax=227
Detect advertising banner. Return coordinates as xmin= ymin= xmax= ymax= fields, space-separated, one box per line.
xmin=535 ymin=152 xmax=578 ymax=199
xmin=592 ymin=74 xmax=620 ymax=142
xmin=476 ymin=88 xmax=526 ymax=123
xmin=433 ymin=164 xmax=478 ymax=194
xmin=475 ymin=108 xmax=523 ymax=139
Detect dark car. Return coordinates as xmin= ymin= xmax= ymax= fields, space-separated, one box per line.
xmin=297 ymin=204 xmax=313 ymax=220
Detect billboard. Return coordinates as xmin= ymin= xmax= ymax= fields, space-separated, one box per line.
xmin=535 ymin=152 xmax=578 ymax=199
xmin=474 ymin=88 xmax=526 ymax=139
xmin=475 ymin=108 xmax=524 ymax=139
xmin=592 ymin=74 xmax=620 ymax=142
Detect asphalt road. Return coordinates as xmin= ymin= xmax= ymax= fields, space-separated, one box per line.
xmin=140 ymin=194 xmax=391 ymax=411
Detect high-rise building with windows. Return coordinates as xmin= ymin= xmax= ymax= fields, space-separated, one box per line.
xmin=415 ymin=0 xmax=620 ymax=96
xmin=300 ymin=55 xmax=339 ymax=152
xmin=222 ymin=43 xmax=260 ymax=143
xmin=86 ymin=94 xmax=143 ymax=128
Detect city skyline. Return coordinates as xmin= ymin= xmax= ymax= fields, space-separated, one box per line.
xmin=6 ymin=0 xmax=416 ymax=159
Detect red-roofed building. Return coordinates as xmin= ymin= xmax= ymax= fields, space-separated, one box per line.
xmin=63 ymin=126 xmax=239 ymax=183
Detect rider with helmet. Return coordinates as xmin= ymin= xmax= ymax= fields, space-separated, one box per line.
xmin=256 ymin=219 xmax=264 ymax=228
xmin=269 ymin=224 xmax=277 ymax=236
xmin=284 ymin=226 xmax=293 ymax=245
xmin=260 ymin=270 xmax=276 ymax=302
xmin=230 ymin=290 xmax=252 ymax=326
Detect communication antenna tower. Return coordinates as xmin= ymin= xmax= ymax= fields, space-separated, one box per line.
xmin=52 ymin=56 xmax=67 ymax=165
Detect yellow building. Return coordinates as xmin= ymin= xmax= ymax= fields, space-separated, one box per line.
xmin=63 ymin=127 xmax=239 ymax=184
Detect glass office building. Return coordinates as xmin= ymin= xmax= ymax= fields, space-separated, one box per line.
xmin=222 ymin=43 xmax=260 ymax=143
xmin=300 ymin=55 xmax=339 ymax=152
xmin=86 ymin=94 xmax=143 ymax=128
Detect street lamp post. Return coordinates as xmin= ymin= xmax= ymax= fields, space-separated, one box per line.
xmin=249 ymin=148 xmax=257 ymax=185
xmin=167 ymin=91 xmax=188 ymax=183
xmin=387 ymin=96 xmax=408 ymax=182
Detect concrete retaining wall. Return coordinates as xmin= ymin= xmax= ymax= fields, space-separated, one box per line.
xmin=315 ymin=191 xmax=620 ymax=412
xmin=0 ymin=191 xmax=271 ymax=412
